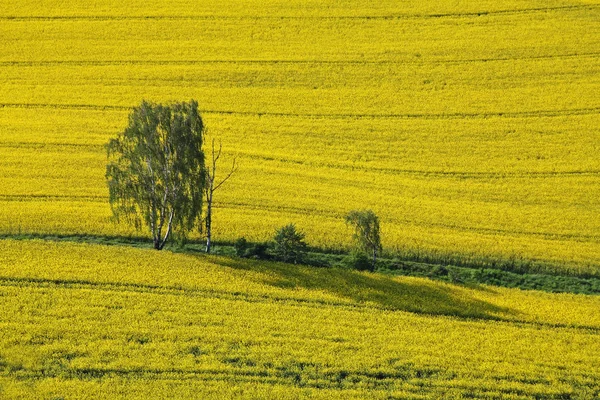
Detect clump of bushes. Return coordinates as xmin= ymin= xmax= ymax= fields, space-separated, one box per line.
xmin=234 ymin=237 xmax=269 ymax=259
xmin=341 ymin=251 xmax=374 ymax=272
xmin=271 ymin=224 xmax=307 ymax=264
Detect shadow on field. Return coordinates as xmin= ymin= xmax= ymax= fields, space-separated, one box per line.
xmin=209 ymin=257 xmax=514 ymax=321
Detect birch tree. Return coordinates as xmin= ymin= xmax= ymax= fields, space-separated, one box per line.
xmin=106 ymin=100 xmax=206 ymax=250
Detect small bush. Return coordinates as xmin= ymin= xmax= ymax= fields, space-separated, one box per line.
xmin=272 ymin=224 xmax=307 ymax=264
xmin=342 ymin=251 xmax=373 ymax=272
xmin=247 ymin=243 xmax=269 ymax=259
xmin=429 ymin=265 xmax=449 ymax=277
xmin=233 ymin=238 xmax=269 ymax=259
xmin=234 ymin=237 xmax=250 ymax=257
xmin=448 ymin=268 xmax=463 ymax=283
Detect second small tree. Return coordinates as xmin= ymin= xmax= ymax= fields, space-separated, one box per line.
xmin=345 ymin=209 xmax=382 ymax=269
xmin=203 ymin=135 xmax=237 ymax=253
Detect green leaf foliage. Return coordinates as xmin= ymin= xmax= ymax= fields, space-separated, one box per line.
xmin=272 ymin=224 xmax=308 ymax=264
xmin=105 ymin=100 xmax=206 ymax=249
xmin=342 ymin=250 xmax=375 ymax=272
xmin=345 ymin=209 xmax=382 ymax=267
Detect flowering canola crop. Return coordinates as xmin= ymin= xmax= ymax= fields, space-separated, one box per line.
xmin=0 ymin=240 xmax=599 ymax=399
xmin=0 ymin=2 xmax=599 ymax=271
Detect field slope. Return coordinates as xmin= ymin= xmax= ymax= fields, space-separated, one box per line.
xmin=0 ymin=0 xmax=598 ymax=273
xmin=1 ymin=240 xmax=600 ymax=399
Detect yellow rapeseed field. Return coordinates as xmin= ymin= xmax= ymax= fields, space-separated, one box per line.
xmin=0 ymin=240 xmax=599 ymax=399
xmin=2 ymin=2 xmax=599 ymax=399
xmin=0 ymin=0 xmax=599 ymax=273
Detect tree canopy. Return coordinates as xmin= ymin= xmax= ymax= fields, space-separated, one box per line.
xmin=345 ymin=209 xmax=382 ymax=268
xmin=106 ymin=100 xmax=206 ymax=249
xmin=272 ymin=224 xmax=308 ymax=264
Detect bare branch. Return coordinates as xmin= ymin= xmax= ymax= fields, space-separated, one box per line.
xmin=203 ymin=135 xmax=237 ymax=254
xmin=213 ymin=156 xmax=238 ymax=192
xmin=213 ymin=138 xmax=223 ymax=165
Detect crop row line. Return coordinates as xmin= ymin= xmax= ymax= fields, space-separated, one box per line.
xmin=404 ymin=219 xmax=600 ymax=244
xmin=2 ymin=274 xmax=599 ymax=332
xmin=0 ymin=142 xmax=102 ymax=151
xmin=1 ymin=142 xmax=598 ymax=180
xmin=4 ymin=362 xmax=584 ymax=396
xmin=0 ymin=5 xmax=595 ymax=21
xmin=0 ymin=194 xmax=103 ymax=202
xmin=0 ymin=103 xmax=128 ymax=111
xmin=0 ymin=275 xmax=361 ymax=312
xmin=0 ymin=191 xmax=597 ymax=243
xmin=1 ymin=52 xmax=598 ymax=66
xmin=217 ymin=201 xmax=600 ymax=244
xmin=237 ymin=153 xmax=600 ymax=179
xmin=1 ymin=189 xmax=598 ymax=244
xmin=1 ymin=365 xmax=281 ymax=386
xmin=1 ymin=103 xmax=598 ymax=120
xmin=1 ymin=141 xmax=598 ymax=180
xmin=2 ymin=364 xmax=455 ymax=392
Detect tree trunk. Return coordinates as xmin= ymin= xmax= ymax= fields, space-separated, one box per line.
xmin=372 ymin=248 xmax=377 ymax=269
xmin=205 ymin=190 xmax=213 ymax=253
xmin=159 ymin=211 xmax=175 ymax=250
xmin=153 ymin=210 xmax=174 ymax=250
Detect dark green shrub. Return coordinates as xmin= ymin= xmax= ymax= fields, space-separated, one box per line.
xmin=248 ymin=243 xmax=269 ymax=259
xmin=429 ymin=265 xmax=449 ymax=277
xmin=342 ymin=251 xmax=373 ymax=272
xmin=448 ymin=268 xmax=463 ymax=283
xmin=234 ymin=237 xmax=250 ymax=257
xmin=272 ymin=224 xmax=307 ymax=264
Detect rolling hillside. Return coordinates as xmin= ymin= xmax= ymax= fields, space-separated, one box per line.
xmin=1 ymin=240 xmax=600 ymax=399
